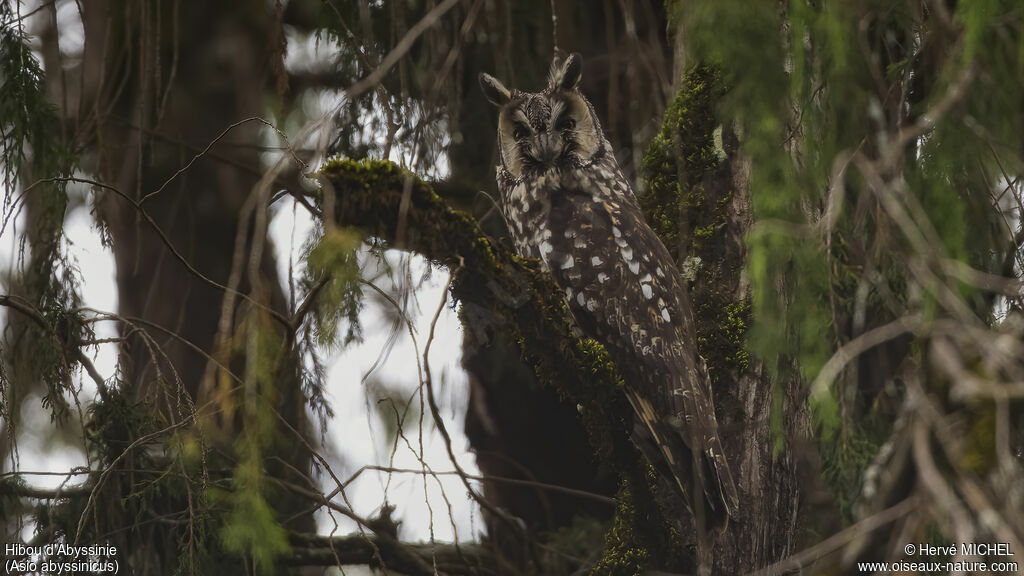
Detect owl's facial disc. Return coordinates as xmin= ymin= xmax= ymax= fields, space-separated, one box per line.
xmin=498 ymin=91 xmax=600 ymax=177
xmin=482 ymin=54 xmax=602 ymax=178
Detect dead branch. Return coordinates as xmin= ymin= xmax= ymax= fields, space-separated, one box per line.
xmin=286 ymin=532 xmax=502 ymax=575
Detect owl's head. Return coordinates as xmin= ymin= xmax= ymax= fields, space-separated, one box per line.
xmin=479 ymin=53 xmax=607 ymax=179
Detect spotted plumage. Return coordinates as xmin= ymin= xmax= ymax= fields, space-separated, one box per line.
xmin=480 ymin=54 xmax=739 ymax=543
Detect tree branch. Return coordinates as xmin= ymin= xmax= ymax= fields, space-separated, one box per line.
xmin=286 ymin=532 xmax=500 ymax=574
xmin=0 ymin=294 xmax=111 ymax=401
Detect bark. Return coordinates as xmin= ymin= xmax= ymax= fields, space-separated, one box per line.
xmin=710 ymin=151 xmax=809 ymax=575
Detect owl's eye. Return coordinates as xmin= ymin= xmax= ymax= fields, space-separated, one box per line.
xmin=512 ymin=126 xmax=529 ymax=141
xmin=557 ymin=117 xmax=576 ymax=131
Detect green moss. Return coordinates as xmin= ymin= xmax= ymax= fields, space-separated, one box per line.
xmin=591 ymin=472 xmax=692 ymax=576
xmin=720 ymin=301 xmax=751 ymax=372
xmin=321 ymin=157 xmax=499 ymax=276
xmin=640 ymin=65 xmax=724 ymax=263
xmin=591 ymin=483 xmax=650 ymax=576
xmin=321 ymin=157 xmax=403 ymax=184
xmin=578 ymin=338 xmax=627 ymax=388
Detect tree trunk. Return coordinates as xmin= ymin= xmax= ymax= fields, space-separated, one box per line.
xmin=710 ymin=152 xmax=810 ymax=574
xmin=79 ymin=2 xmax=312 ymax=572
xmin=638 ymin=60 xmax=812 ymax=573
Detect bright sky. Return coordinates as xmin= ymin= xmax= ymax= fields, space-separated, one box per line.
xmin=269 ymin=197 xmax=480 ymax=544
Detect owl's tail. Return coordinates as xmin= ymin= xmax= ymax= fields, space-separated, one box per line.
xmin=698 ymin=430 xmax=739 ymax=528
xmin=625 ymin=380 xmax=737 ymax=576
xmin=625 ymin=388 xmax=738 ymax=531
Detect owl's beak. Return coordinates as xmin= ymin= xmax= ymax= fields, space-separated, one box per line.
xmin=534 ymin=132 xmax=563 ymax=164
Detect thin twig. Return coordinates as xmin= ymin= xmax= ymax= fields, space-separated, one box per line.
xmin=811 ymin=315 xmax=922 ymax=400
xmin=343 ymin=0 xmax=464 ymax=101
xmin=339 ymin=465 xmax=615 ymax=505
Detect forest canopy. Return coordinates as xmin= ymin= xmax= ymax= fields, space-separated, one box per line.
xmin=1 ymin=1 xmax=1023 ymax=575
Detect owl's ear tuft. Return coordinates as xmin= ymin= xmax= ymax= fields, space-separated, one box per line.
xmin=479 ymin=73 xmax=511 ymax=107
xmin=549 ymin=52 xmax=583 ymax=92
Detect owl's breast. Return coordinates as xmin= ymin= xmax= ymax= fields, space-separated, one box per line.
xmin=500 ymin=163 xmax=636 ymax=270
xmin=500 ymin=178 xmax=553 ymax=264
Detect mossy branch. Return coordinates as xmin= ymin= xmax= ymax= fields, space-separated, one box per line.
xmin=321 ymin=158 xmax=632 ymax=465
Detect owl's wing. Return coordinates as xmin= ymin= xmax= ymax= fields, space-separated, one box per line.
xmin=539 ymin=170 xmax=738 ymax=527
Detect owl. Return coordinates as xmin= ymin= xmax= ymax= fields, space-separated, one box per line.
xmin=479 ymin=54 xmax=739 ymax=549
